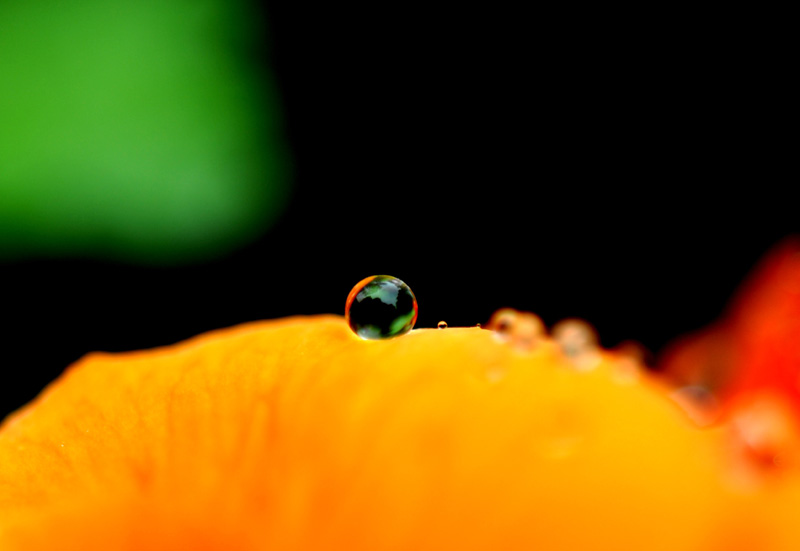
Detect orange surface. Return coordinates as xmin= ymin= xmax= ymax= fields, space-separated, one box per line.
xmin=0 ymin=315 xmax=799 ymax=550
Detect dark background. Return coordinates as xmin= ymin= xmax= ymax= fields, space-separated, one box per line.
xmin=0 ymin=4 xmax=794 ymax=418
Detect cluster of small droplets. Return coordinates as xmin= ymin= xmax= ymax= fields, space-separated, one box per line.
xmin=486 ymin=308 xmax=641 ymax=370
xmin=485 ymin=308 xmax=646 ymax=380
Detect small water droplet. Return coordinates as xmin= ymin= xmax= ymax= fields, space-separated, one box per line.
xmin=487 ymin=308 xmax=518 ymax=337
xmin=552 ymin=319 xmax=597 ymax=356
xmin=552 ymin=319 xmax=601 ymax=370
xmin=345 ymin=275 xmax=418 ymax=340
xmin=475 ymin=323 xmax=481 ymax=329
xmin=487 ymin=308 xmax=544 ymax=350
xmin=437 ymin=321 xmax=447 ymax=329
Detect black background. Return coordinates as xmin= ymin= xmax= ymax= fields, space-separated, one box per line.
xmin=0 ymin=4 xmax=794 ymax=418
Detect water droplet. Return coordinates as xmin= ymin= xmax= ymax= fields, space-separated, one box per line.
xmin=475 ymin=323 xmax=481 ymax=329
xmin=552 ymin=319 xmax=597 ymax=357
xmin=345 ymin=275 xmax=418 ymax=340
xmin=487 ymin=308 xmax=518 ymax=337
xmin=487 ymin=308 xmax=544 ymax=350
xmin=552 ymin=319 xmax=601 ymax=370
xmin=437 ymin=321 xmax=447 ymax=329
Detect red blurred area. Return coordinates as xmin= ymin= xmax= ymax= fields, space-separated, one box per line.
xmin=661 ymin=237 xmax=800 ymax=420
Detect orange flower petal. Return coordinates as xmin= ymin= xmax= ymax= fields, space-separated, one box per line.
xmin=0 ymin=315 xmax=789 ymax=550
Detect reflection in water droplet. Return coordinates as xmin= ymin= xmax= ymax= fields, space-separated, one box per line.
xmin=552 ymin=319 xmax=601 ymax=371
xmin=437 ymin=321 xmax=448 ymax=329
xmin=345 ymin=275 xmax=418 ymax=340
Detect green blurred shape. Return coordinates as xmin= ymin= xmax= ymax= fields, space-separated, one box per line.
xmin=0 ymin=0 xmax=289 ymax=263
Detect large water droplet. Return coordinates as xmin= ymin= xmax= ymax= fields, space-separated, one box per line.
xmin=437 ymin=321 xmax=448 ymax=329
xmin=345 ymin=275 xmax=418 ymax=340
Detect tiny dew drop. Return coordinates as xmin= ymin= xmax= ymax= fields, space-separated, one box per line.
xmin=437 ymin=321 xmax=448 ymax=329
xmin=345 ymin=276 xmax=418 ymax=340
